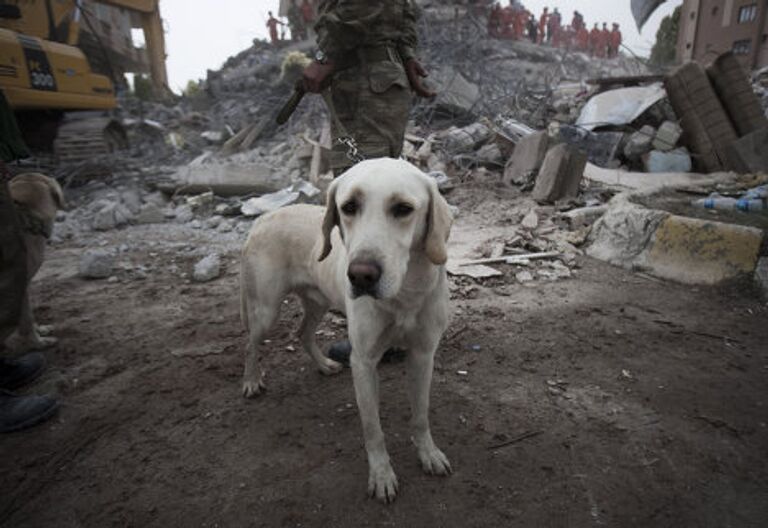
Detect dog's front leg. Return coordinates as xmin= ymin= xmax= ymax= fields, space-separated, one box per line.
xmin=406 ymin=341 xmax=451 ymax=477
xmin=349 ymin=321 xmax=398 ymax=503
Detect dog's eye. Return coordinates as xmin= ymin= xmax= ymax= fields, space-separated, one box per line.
xmin=391 ymin=203 xmax=414 ymax=218
xmin=341 ymin=200 xmax=358 ymax=216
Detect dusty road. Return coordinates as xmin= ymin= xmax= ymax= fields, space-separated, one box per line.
xmin=1 ymin=189 xmax=767 ymax=528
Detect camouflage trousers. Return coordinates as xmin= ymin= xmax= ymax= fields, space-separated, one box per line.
xmin=0 ymin=170 xmax=27 ymax=347
xmin=329 ymin=58 xmax=411 ymax=176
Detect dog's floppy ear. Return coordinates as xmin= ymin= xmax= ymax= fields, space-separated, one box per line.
xmin=319 ymin=178 xmax=339 ymax=262
xmin=424 ymin=176 xmax=453 ymax=265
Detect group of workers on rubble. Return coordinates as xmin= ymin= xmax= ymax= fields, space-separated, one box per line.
xmin=267 ymin=0 xmax=317 ymax=45
xmin=488 ymin=2 xmax=623 ymax=59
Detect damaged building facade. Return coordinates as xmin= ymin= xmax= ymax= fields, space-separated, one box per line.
xmin=677 ymin=0 xmax=768 ymax=69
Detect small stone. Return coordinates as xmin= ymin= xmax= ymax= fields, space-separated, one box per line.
xmin=79 ymin=249 xmax=114 ymax=279
xmin=217 ymin=220 xmax=233 ymax=233
xmin=190 ymin=220 xmax=202 ymax=230
xmin=624 ymin=125 xmax=656 ymax=158
xmin=92 ymin=203 xmax=118 ymax=231
xmin=136 ymin=204 xmax=165 ymax=225
xmin=653 ymin=121 xmax=683 ymax=151
xmin=516 ymin=270 xmax=535 ymax=283
xmin=120 ymin=189 xmax=142 ymax=214
xmin=521 ymin=209 xmax=539 ymax=230
xmin=193 ymin=254 xmax=222 ymax=282
xmin=206 ymin=216 xmax=223 ymax=229
xmin=174 ymin=204 xmax=195 ymax=224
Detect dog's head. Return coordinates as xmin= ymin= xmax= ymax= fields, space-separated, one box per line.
xmin=9 ymin=172 xmax=65 ymax=220
xmin=319 ymin=158 xmax=453 ymax=300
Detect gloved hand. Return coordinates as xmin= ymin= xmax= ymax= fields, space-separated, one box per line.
xmin=405 ymin=59 xmax=436 ymax=98
xmin=302 ymin=60 xmax=336 ymax=93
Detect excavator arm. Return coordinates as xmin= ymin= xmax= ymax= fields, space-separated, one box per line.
xmin=94 ymin=0 xmax=171 ymax=98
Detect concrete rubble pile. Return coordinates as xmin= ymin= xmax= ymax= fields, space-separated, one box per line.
xmin=43 ymin=2 xmax=767 ymax=294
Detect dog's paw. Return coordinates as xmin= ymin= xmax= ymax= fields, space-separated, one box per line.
xmin=368 ymin=463 xmax=399 ymax=504
xmin=317 ymin=358 xmax=343 ymax=376
xmin=418 ymin=445 xmax=452 ymax=476
xmin=242 ymin=379 xmax=265 ymax=398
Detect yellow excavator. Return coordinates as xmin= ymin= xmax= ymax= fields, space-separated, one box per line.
xmin=0 ymin=0 xmax=170 ymax=163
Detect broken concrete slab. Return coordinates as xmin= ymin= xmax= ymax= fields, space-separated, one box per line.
xmin=241 ymin=188 xmax=299 ymax=217
xmin=624 ymin=125 xmax=656 ymax=158
xmin=707 ymin=52 xmax=768 ymax=137
xmin=503 ymin=131 xmax=549 ymax=186
xmin=587 ymin=195 xmax=669 ymax=269
xmin=136 ymin=204 xmax=165 ymax=225
xmin=665 ymin=62 xmax=738 ymax=172
xmin=240 ymin=181 xmax=320 ymax=217
xmin=727 ymin=127 xmax=768 ymax=174
xmin=646 ymin=215 xmax=763 ymax=285
xmin=171 ymin=161 xmax=292 ymax=197
xmin=583 ymin=163 xmax=737 ymax=192
xmin=588 ymin=193 xmax=764 ymax=285
xmin=576 ymin=84 xmax=666 ymax=131
xmin=532 ymin=144 xmax=587 ymax=204
xmin=441 ymin=123 xmax=493 ymax=153
xmin=652 ymin=121 xmax=682 ymax=151
xmin=432 ymin=67 xmax=481 ymax=116
xmin=644 ymin=148 xmax=692 ymax=173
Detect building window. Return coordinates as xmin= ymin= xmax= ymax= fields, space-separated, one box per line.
xmin=738 ymin=4 xmax=757 ymax=23
xmin=733 ymin=39 xmax=752 ymax=54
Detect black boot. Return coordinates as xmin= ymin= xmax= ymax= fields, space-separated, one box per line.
xmin=0 ymin=352 xmax=46 ymax=390
xmin=326 ymin=340 xmax=406 ymax=366
xmin=0 ymin=390 xmax=58 ymax=433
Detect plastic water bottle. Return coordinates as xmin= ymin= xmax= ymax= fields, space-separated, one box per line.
xmin=693 ymin=196 xmax=766 ymax=212
xmin=743 ymin=185 xmax=768 ymax=200
xmin=693 ymin=197 xmax=739 ymax=210
xmin=736 ymin=198 xmax=766 ymax=212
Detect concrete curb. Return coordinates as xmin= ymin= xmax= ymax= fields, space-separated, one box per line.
xmin=587 ymin=193 xmax=765 ymax=286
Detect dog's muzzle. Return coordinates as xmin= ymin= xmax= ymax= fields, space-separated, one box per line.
xmin=348 ymin=259 xmax=382 ymax=298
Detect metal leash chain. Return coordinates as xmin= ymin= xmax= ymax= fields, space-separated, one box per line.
xmin=321 ymin=91 xmax=366 ymax=164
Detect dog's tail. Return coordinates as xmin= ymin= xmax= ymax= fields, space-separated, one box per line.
xmin=239 ymin=248 xmax=251 ymax=334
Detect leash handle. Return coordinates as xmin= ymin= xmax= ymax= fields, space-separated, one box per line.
xmin=276 ymin=82 xmax=306 ymax=126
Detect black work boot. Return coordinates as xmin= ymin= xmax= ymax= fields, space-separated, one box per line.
xmin=0 ymin=390 xmax=58 ymax=433
xmin=326 ymin=340 xmax=406 ymax=366
xmin=0 ymin=352 xmax=47 ymax=390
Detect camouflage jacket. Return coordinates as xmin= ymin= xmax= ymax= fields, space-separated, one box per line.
xmin=315 ymin=0 xmax=419 ymax=64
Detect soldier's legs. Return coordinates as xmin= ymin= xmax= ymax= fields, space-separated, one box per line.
xmin=326 ymin=74 xmax=411 ymax=363
xmin=329 ymin=71 xmax=411 ymax=177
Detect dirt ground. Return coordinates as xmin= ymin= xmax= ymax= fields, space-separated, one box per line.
xmin=2 ymin=184 xmax=768 ymax=528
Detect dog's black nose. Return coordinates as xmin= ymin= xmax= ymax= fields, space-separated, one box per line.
xmin=347 ymin=260 xmax=382 ymax=294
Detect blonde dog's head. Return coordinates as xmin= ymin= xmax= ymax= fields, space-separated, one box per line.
xmin=319 ymin=158 xmax=452 ymax=300
xmin=9 ymin=172 xmax=65 ymax=222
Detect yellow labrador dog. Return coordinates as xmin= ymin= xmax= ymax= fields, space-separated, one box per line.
xmin=5 ymin=173 xmax=64 ymax=352
xmin=240 ymin=158 xmax=453 ymax=502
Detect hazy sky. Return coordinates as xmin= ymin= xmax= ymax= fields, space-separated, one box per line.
xmin=161 ymin=0 xmax=683 ymax=92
